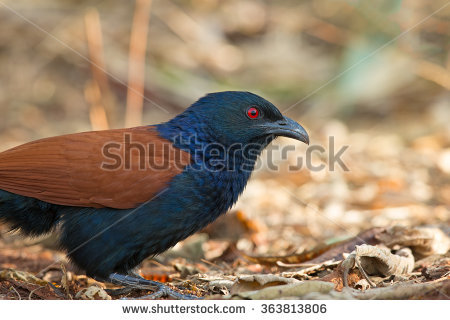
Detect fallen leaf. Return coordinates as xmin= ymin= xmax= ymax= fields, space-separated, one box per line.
xmin=75 ymin=285 xmax=111 ymax=300
xmin=376 ymin=226 xmax=450 ymax=257
xmin=302 ymin=279 xmax=450 ymax=300
xmin=231 ymin=281 xmax=335 ymax=299
xmin=231 ymin=274 xmax=299 ymax=294
xmin=319 ymin=262 xmax=362 ymax=291
xmin=355 ymin=245 xmax=414 ymax=277
xmin=305 ymin=228 xmax=385 ymax=264
xmin=0 ymin=269 xmax=47 ymax=286
xmin=281 ymin=260 xmax=340 ymax=279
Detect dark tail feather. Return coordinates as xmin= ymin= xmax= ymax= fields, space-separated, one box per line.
xmin=0 ymin=190 xmax=60 ymax=236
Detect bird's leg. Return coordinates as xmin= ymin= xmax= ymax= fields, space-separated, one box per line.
xmin=106 ymin=273 xmax=200 ymax=300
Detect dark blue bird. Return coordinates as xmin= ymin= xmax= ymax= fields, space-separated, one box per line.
xmin=0 ymin=91 xmax=309 ymax=298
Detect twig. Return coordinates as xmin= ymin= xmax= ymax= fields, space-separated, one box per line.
xmin=60 ymin=263 xmax=72 ymax=300
xmin=415 ymin=59 xmax=450 ymax=90
xmin=201 ymin=258 xmax=226 ymax=271
xmin=9 ymin=285 xmax=21 ymax=300
xmin=281 ymin=259 xmax=339 ymax=278
xmin=125 ymin=0 xmax=153 ymax=127
xmin=355 ymin=255 xmax=377 ymax=288
xmin=84 ymin=8 xmax=113 ymax=130
xmin=277 ymin=261 xmax=330 ymax=268
xmin=341 ymin=254 xmax=356 ymax=289
xmin=148 ymin=259 xmax=173 ymax=271
xmin=47 ymin=282 xmax=66 ymax=299
xmin=35 ymin=264 xmax=62 ymax=279
xmin=28 ymin=285 xmax=45 ymax=300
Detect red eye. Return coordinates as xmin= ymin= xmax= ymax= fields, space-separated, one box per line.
xmin=247 ymin=107 xmax=259 ymax=119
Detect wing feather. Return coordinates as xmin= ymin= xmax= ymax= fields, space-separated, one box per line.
xmin=0 ymin=126 xmax=191 ymax=209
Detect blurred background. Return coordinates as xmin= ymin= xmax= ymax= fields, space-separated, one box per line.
xmin=0 ymin=0 xmax=449 ymax=264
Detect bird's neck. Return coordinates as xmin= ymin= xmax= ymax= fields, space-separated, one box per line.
xmin=155 ymin=119 xmax=274 ymax=234
xmin=156 ymin=119 xmax=271 ymax=174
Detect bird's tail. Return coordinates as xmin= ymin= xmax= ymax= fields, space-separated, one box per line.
xmin=0 ymin=190 xmax=60 ymax=236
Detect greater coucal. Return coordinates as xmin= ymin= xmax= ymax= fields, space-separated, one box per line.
xmin=0 ymin=91 xmax=309 ymax=298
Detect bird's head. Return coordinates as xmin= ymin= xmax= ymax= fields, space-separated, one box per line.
xmin=175 ymin=91 xmax=309 ymax=147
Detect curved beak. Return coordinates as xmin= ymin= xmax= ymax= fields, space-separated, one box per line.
xmin=265 ymin=116 xmax=309 ymax=145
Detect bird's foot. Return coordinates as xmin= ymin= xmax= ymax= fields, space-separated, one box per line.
xmin=106 ymin=273 xmax=200 ymax=300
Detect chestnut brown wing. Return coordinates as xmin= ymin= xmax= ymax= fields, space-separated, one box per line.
xmin=0 ymin=126 xmax=191 ymax=209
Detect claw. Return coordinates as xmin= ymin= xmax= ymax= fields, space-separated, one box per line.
xmin=132 ymin=286 xmax=197 ymax=300
xmin=106 ymin=273 xmax=200 ymax=300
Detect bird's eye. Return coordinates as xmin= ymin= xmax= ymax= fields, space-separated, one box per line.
xmin=247 ymin=107 xmax=260 ymax=119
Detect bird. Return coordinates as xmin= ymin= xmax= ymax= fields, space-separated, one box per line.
xmin=0 ymin=91 xmax=309 ymax=298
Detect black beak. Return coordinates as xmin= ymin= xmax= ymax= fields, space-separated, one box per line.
xmin=265 ymin=116 xmax=309 ymax=145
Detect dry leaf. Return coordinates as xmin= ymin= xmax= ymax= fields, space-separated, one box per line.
xmin=281 ymin=260 xmax=340 ymax=279
xmin=303 ymin=279 xmax=450 ymax=300
xmin=319 ymin=262 xmax=362 ymax=291
xmin=75 ymin=285 xmax=111 ymax=300
xmin=231 ymin=281 xmax=335 ymax=299
xmin=355 ymin=245 xmax=414 ymax=277
xmin=0 ymin=269 xmax=47 ymax=286
xmin=231 ymin=274 xmax=298 ymax=294
xmin=305 ymin=228 xmax=385 ymax=264
xmin=376 ymin=226 xmax=450 ymax=257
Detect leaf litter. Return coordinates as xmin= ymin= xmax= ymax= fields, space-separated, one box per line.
xmin=1 ymin=223 xmax=448 ymax=299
